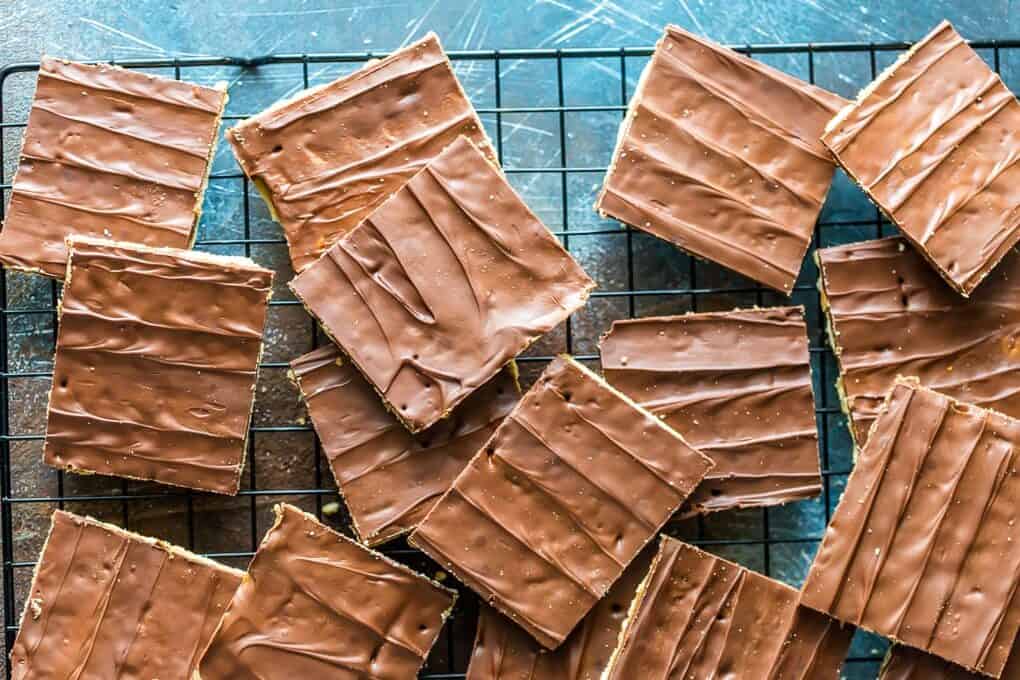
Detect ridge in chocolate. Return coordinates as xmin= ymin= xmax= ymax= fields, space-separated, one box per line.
xmin=822 ymin=20 xmax=1020 ymax=297
xmin=817 ymin=236 xmax=1020 ymax=446
xmin=466 ymin=544 xmax=655 ymax=680
xmin=290 ymin=136 xmax=594 ymax=433
xmin=604 ymin=536 xmax=853 ymax=680
xmin=289 ymin=344 xmax=518 ymax=546
xmin=199 ymin=503 xmax=457 ymax=680
xmin=802 ymin=378 xmax=1020 ymax=678
xmin=409 ymin=355 xmax=713 ymax=650
xmin=596 ymin=24 xmax=845 ymax=294
xmin=10 ymin=510 xmax=242 ymax=680
xmin=0 ymin=56 xmax=226 ymax=278
xmin=228 ymin=32 xmax=494 ymax=273
xmin=44 ymin=237 xmax=273 ymax=494
xmin=600 ymin=306 xmax=821 ymax=515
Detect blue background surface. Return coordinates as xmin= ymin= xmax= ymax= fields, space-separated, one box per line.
xmin=2 ymin=2 xmax=1017 ymax=678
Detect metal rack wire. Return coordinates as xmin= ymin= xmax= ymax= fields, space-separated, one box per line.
xmin=2 ymin=36 xmax=1019 ymax=678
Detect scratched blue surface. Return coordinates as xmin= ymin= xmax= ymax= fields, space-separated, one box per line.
xmin=0 ymin=2 xmax=1016 ymax=678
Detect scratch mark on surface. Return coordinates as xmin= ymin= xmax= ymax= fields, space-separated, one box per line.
xmin=677 ymin=0 xmax=708 ymax=36
xmin=400 ymin=0 xmax=441 ymax=48
xmin=78 ymin=17 xmax=213 ymax=58
xmin=229 ymin=5 xmax=402 ymax=18
xmin=795 ymin=0 xmax=896 ymax=40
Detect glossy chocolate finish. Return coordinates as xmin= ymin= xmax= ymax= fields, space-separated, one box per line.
xmin=600 ymin=306 xmax=820 ymax=515
xmin=823 ymin=21 xmax=1020 ymax=296
xmin=465 ymin=545 xmax=654 ymax=680
xmin=44 ymin=237 xmax=273 ymax=494
xmin=596 ymin=25 xmax=845 ymax=294
xmin=802 ymin=379 xmax=1020 ymax=677
xmin=0 ymin=57 xmax=225 ymax=278
xmin=877 ymin=645 xmax=1020 ymax=680
xmin=605 ymin=536 xmax=852 ymax=680
xmin=228 ymin=33 xmax=493 ymax=273
xmin=10 ymin=510 xmax=242 ymax=680
xmin=409 ymin=356 xmax=712 ymax=650
xmin=290 ymin=136 xmax=594 ymax=433
xmin=199 ymin=503 xmax=456 ymax=680
xmin=289 ymin=344 xmax=518 ymax=546
xmin=817 ymin=236 xmax=1020 ymax=445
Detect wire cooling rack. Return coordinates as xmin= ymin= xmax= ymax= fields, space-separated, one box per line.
xmin=2 ymin=36 xmax=1020 ymax=679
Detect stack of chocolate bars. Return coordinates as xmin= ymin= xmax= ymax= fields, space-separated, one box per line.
xmin=4 ymin=18 xmax=1020 ymax=680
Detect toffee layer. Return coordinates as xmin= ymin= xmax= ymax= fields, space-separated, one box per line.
xmin=409 ymin=356 xmax=712 ymax=650
xmin=600 ymin=306 xmax=821 ymax=515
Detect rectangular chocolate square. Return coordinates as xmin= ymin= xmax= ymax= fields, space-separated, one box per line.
xmin=801 ymin=378 xmax=1020 ymax=677
xmin=879 ymin=645 xmax=1020 ymax=680
xmin=0 ymin=57 xmax=226 ymax=278
xmin=409 ymin=356 xmax=713 ymax=649
xmin=199 ymin=503 xmax=456 ymax=679
xmin=290 ymin=136 xmax=594 ymax=433
xmin=605 ymin=536 xmax=853 ymax=680
xmin=466 ymin=544 xmax=655 ymax=680
xmin=10 ymin=510 xmax=242 ymax=679
xmin=596 ymin=25 xmax=845 ymax=294
xmin=289 ymin=344 xmax=518 ymax=546
xmin=822 ymin=21 xmax=1020 ymax=296
xmin=818 ymin=236 xmax=1020 ymax=446
xmin=44 ymin=237 xmax=273 ymax=494
xmin=228 ymin=32 xmax=494 ymax=273
xmin=600 ymin=306 xmax=821 ymax=515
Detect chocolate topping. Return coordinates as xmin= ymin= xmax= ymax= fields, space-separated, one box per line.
xmin=0 ymin=56 xmax=226 ymax=278
xmin=600 ymin=306 xmax=821 ymax=515
xmin=801 ymin=378 xmax=1020 ymax=677
xmin=290 ymin=136 xmax=594 ymax=433
xmin=289 ymin=344 xmax=518 ymax=546
xmin=605 ymin=536 xmax=853 ymax=680
xmin=44 ymin=237 xmax=273 ymax=494
xmin=10 ymin=510 xmax=242 ymax=680
xmin=199 ymin=503 xmax=456 ymax=680
xmin=817 ymin=236 xmax=1020 ymax=446
xmin=409 ymin=356 xmax=712 ymax=650
xmin=822 ymin=21 xmax=1020 ymax=297
xmin=465 ymin=544 xmax=655 ymax=680
xmin=878 ymin=645 xmax=1020 ymax=680
xmin=596 ymin=25 xmax=845 ymax=294
xmin=228 ymin=32 xmax=494 ymax=273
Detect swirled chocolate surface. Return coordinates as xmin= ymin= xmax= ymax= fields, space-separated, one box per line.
xmin=10 ymin=510 xmax=242 ymax=680
xmin=409 ymin=356 xmax=712 ymax=650
xmin=605 ymin=536 xmax=853 ymax=680
xmin=596 ymin=25 xmax=845 ymax=294
xmin=0 ymin=57 xmax=225 ymax=278
xmin=465 ymin=544 xmax=654 ymax=680
xmin=290 ymin=344 xmax=518 ymax=546
xmin=44 ymin=237 xmax=273 ymax=494
xmin=228 ymin=32 xmax=494 ymax=273
xmin=290 ymin=136 xmax=594 ymax=433
xmin=817 ymin=236 xmax=1020 ymax=446
xmin=199 ymin=503 xmax=456 ymax=680
xmin=802 ymin=378 xmax=1020 ymax=678
xmin=600 ymin=306 xmax=821 ymax=515
xmin=823 ymin=21 xmax=1020 ymax=296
